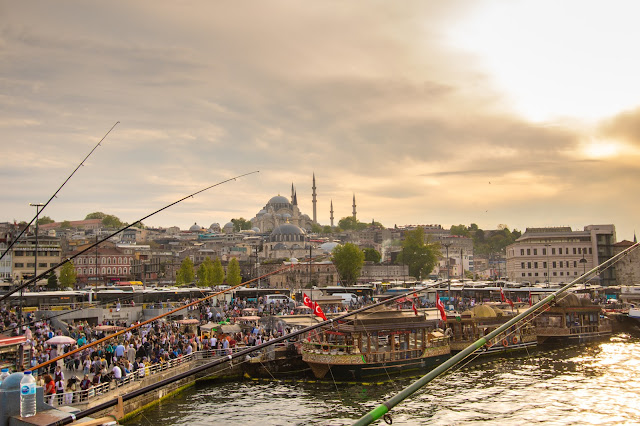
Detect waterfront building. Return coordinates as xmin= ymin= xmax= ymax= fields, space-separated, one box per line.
xmin=612 ymin=240 xmax=640 ymax=286
xmin=10 ymin=235 xmax=61 ymax=282
xmin=0 ymin=239 xmax=12 ymax=281
xmin=70 ymin=241 xmax=134 ymax=285
xmin=505 ymin=225 xmax=616 ymax=285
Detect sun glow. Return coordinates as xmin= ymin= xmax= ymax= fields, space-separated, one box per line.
xmin=583 ymin=141 xmax=621 ymax=159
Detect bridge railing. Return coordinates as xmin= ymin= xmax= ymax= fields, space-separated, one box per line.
xmin=44 ymin=347 xmax=245 ymax=407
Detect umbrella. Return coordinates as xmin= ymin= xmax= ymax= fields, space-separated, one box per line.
xmin=46 ymin=336 xmax=77 ymax=345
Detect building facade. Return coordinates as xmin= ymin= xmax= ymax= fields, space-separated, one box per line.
xmin=505 ymin=225 xmax=616 ymax=285
xmin=11 ymin=235 xmax=62 ymax=282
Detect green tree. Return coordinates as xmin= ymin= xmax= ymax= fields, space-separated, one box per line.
xmin=397 ymin=227 xmax=440 ymax=280
xmin=337 ymin=217 xmax=368 ymax=231
xmin=59 ymin=261 xmax=77 ymax=288
xmin=211 ymin=257 xmax=225 ymax=286
xmin=363 ymin=248 xmax=382 ymax=263
xmin=231 ymin=218 xmax=252 ymax=232
xmin=450 ymin=224 xmax=471 ymax=237
xmin=197 ymin=257 xmax=214 ymax=287
xmin=60 ymin=220 xmax=72 ymax=229
xmin=226 ymin=258 xmax=242 ymax=286
xmin=46 ymin=273 xmax=58 ymax=290
xmin=37 ymin=216 xmax=55 ymax=225
xmin=102 ymin=214 xmax=125 ymax=228
xmin=85 ymin=212 xmax=106 ymax=220
xmin=311 ymin=223 xmax=323 ymax=234
xmin=331 ymin=243 xmax=365 ymax=285
xmin=176 ymin=257 xmax=195 ymax=285
xmin=321 ymin=225 xmax=333 ymax=234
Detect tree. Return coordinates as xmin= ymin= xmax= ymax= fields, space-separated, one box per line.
xmin=85 ymin=212 xmax=106 ymax=220
xmin=337 ymin=217 xmax=368 ymax=231
xmin=59 ymin=261 xmax=77 ymax=288
xmin=46 ymin=273 xmax=58 ymax=290
xmin=196 ymin=257 xmax=214 ymax=287
xmin=37 ymin=216 xmax=54 ymax=225
xmin=60 ymin=220 xmax=72 ymax=229
xmin=311 ymin=223 xmax=323 ymax=234
xmin=321 ymin=225 xmax=333 ymax=234
xmin=211 ymin=257 xmax=225 ymax=286
xmin=102 ymin=214 xmax=125 ymax=229
xmin=396 ymin=227 xmax=440 ymax=280
xmin=450 ymin=224 xmax=471 ymax=237
xmin=176 ymin=257 xmax=195 ymax=285
xmin=331 ymin=243 xmax=365 ymax=285
xmin=231 ymin=218 xmax=252 ymax=232
xmin=363 ymin=248 xmax=382 ymax=263
xmin=226 ymin=258 xmax=242 ymax=286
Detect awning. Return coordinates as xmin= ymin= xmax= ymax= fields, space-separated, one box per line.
xmin=177 ymin=319 xmax=200 ymax=324
xmin=0 ymin=335 xmax=27 ymax=347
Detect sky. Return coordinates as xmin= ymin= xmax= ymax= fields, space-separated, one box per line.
xmin=2 ymin=1 xmax=640 ymax=241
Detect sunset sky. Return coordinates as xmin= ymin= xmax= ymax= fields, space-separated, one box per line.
xmin=2 ymin=1 xmax=639 ymax=240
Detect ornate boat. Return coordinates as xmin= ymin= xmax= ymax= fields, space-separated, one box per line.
xmin=301 ymin=307 xmax=450 ymax=380
xmin=535 ymin=293 xmax=612 ymax=344
xmin=445 ymin=304 xmax=537 ymax=354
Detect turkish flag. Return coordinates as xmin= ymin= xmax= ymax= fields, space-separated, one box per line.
xmin=314 ymin=303 xmax=328 ymax=321
xmin=507 ymin=299 xmax=514 ymax=309
xmin=303 ymin=293 xmax=313 ymax=309
xmin=500 ymin=287 xmax=505 ymax=302
xmin=436 ymin=296 xmax=447 ymax=321
xmin=412 ymin=301 xmax=418 ymax=316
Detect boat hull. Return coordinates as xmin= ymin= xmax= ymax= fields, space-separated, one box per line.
xmin=303 ymin=346 xmax=450 ymax=380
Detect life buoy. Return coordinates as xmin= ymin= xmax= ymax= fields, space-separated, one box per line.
xmin=502 ymin=339 xmax=508 ymax=347
xmin=485 ymin=340 xmax=493 ymax=348
xmin=512 ymin=336 xmax=519 ymax=344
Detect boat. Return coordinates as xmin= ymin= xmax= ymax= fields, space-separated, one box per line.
xmin=444 ymin=304 xmax=537 ymax=354
xmin=534 ymin=293 xmax=612 ymax=344
xmin=301 ymin=306 xmax=450 ymax=380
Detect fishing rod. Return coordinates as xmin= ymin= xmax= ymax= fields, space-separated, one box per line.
xmin=0 ymin=170 xmax=259 ymax=303
xmin=353 ymin=242 xmax=640 ymax=426
xmin=0 ymin=122 xmax=120 ymax=261
xmin=63 ymin=283 xmax=443 ymax=424
xmin=28 ymin=257 xmax=310 ymax=372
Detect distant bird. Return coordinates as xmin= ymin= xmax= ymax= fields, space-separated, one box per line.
xmin=489 ymin=181 xmax=491 ymax=184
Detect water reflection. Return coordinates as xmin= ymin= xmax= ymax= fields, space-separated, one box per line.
xmin=126 ymin=335 xmax=640 ymax=425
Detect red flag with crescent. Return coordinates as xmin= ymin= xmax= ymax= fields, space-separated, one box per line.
xmin=500 ymin=287 xmax=505 ymax=302
xmin=303 ymin=293 xmax=313 ymax=309
xmin=314 ymin=302 xmax=328 ymax=321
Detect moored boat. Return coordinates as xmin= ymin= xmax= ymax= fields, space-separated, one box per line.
xmin=535 ymin=293 xmax=612 ymax=344
xmin=301 ymin=306 xmax=450 ymax=380
xmin=444 ymin=304 xmax=537 ymax=354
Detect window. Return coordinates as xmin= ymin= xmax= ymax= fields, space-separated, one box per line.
xmin=589 ymin=248 xmax=592 ymax=254
xmin=533 ymin=249 xmax=538 ymax=255
xmin=559 ymin=261 xmax=563 ymax=268
xmin=566 ymin=248 xmax=569 ymax=254
xmin=543 ymin=262 xmax=547 ymax=268
xmin=14 ymin=263 xmax=24 ymax=268
xmin=521 ymin=262 xmax=525 ymax=269
xmin=27 ymin=263 xmax=34 ymax=268
xmin=573 ymin=248 xmax=577 ymax=255
xmin=522 ymin=273 xmax=526 ymax=277
xmin=107 ymin=267 xmax=111 ymax=274
xmin=553 ymin=261 xmax=557 ymax=268
xmin=573 ymin=261 xmax=577 ymax=267
xmin=535 ymin=272 xmax=539 ymax=276
xmin=560 ymin=272 xmax=564 ymax=276
xmin=527 ymin=262 xmax=532 ymax=269
xmin=49 ymin=263 xmax=56 ymax=267
xmin=527 ymin=249 xmax=531 ymax=255
xmin=534 ymin=262 xmax=538 ymax=268
xmin=553 ymin=272 xmax=557 ymax=276
xmin=102 ymin=267 xmax=106 ymax=274
xmin=89 ymin=268 xmax=93 ymax=274
xmin=38 ymin=263 xmax=47 ymax=268
xmin=528 ymin=272 xmax=532 ymax=276
xmin=542 ymin=248 xmax=547 ymax=255
xmin=552 ymin=248 xmax=556 ymax=255
xmin=520 ymin=249 xmax=525 ymax=256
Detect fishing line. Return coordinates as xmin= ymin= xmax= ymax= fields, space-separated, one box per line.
xmin=1 ymin=122 xmax=120 ymax=261
xmin=0 ymin=170 xmax=259 ymax=303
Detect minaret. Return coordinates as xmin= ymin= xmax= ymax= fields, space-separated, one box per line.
xmin=291 ymin=183 xmax=295 ymax=204
xmin=330 ymin=199 xmax=334 ymax=228
xmin=352 ymin=194 xmax=357 ymax=222
xmin=312 ymin=173 xmax=317 ymax=224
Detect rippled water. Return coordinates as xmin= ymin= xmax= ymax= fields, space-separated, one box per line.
xmin=126 ymin=334 xmax=640 ymax=425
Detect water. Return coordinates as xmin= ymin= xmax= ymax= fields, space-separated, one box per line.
xmin=125 ymin=334 xmax=640 ymax=425
xmin=20 ymin=370 xmax=37 ymax=418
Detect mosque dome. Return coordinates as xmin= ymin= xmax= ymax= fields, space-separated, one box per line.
xmin=269 ymin=223 xmax=307 ymax=243
xmin=189 ymin=223 xmax=201 ymax=232
xmin=268 ymin=195 xmax=290 ymax=205
xmin=251 ymin=227 xmax=261 ymax=233
xmin=282 ymin=213 xmax=292 ymax=219
xmin=470 ymin=304 xmax=499 ymax=318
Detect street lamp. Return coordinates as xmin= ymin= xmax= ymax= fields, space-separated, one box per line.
xmin=579 ymin=251 xmax=588 ymax=277
xmin=442 ymin=242 xmax=451 ymax=300
xmin=544 ymin=243 xmax=551 ymax=286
